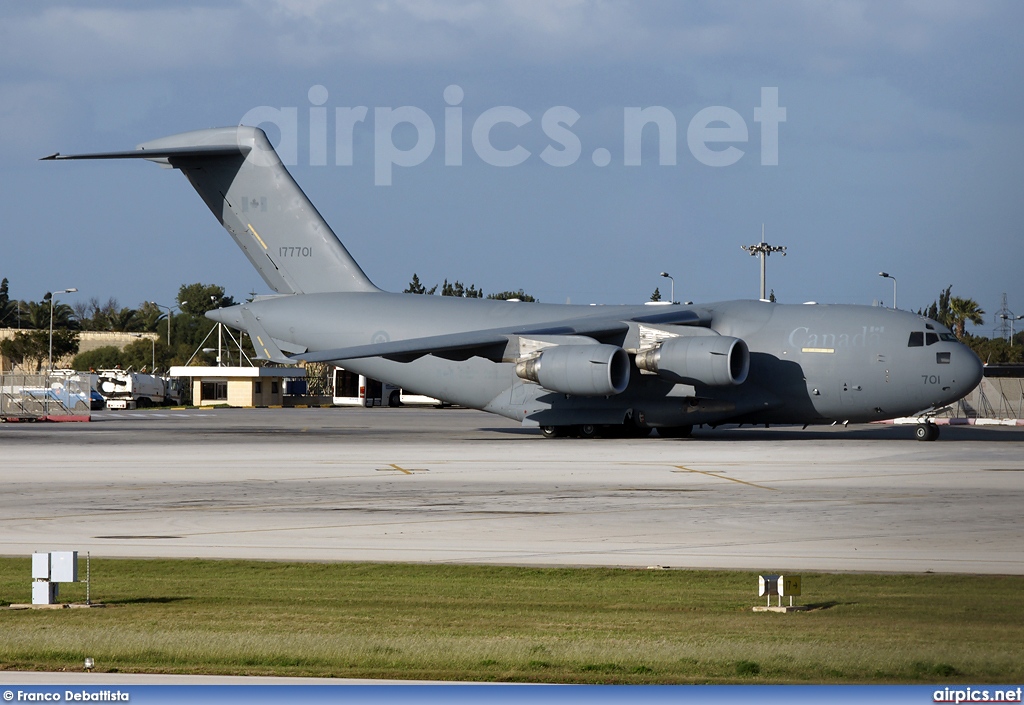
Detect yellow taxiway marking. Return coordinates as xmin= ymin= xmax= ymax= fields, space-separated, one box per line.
xmin=376 ymin=464 xmax=429 ymax=475
xmin=672 ymin=465 xmax=777 ymax=490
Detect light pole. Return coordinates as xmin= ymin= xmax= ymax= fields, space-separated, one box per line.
xmin=659 ymin=272 xmax=675 ymax=304
xmin=47 ymin=287 xmax=77 ymax=372
xmin=741 ymin=224 xmax=786 ymax=301
xmin=879 ymin=272 xmax=898 ymax=310
xmin=149 ymin=301 xmax=178 ymax=348
xmin=999 ymin=314 xmax=1024 ymax=345
xmin=132 ymin=334 xmax=156 ymax=371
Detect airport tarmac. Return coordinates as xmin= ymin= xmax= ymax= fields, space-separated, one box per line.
xmin=1 ymin=407 xmax=1022 ymax=574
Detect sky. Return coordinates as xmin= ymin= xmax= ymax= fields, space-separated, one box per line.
xmin=2 ymin=1 xmax=1022 ymax=335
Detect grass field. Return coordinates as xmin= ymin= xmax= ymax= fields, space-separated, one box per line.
xmin=1 ymin=558 xmax=1022 ymax=683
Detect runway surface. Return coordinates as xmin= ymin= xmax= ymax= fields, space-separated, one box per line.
xmin=2 ymin=407 xmax=1022 ymax=574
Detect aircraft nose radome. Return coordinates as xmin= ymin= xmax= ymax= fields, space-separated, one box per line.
xmin=957 ymin=345 xmax=984 ymax=396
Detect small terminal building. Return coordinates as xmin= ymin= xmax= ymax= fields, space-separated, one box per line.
xmin=169 ymin=366 xmax=307 ymax=407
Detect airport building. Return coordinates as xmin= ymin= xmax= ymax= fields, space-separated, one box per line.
xmin=168 ymin=365 xmax=306 ymax=407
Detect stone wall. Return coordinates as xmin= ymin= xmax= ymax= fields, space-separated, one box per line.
xmin=0 ymin=328 xmax=157 ymax=373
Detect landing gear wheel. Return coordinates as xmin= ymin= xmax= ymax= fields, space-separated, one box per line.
xmin=541 ymin=425 xmax=568 ymax=439
xmin=658 ymin=425 xmax=693 ymax=439
xmin=576 ymin=424 xmax=599 ymax=439
xmin=613 ymin=412 xmax=652 ymax=438
xmin=915 ymin=423 xmax=940 ymax=442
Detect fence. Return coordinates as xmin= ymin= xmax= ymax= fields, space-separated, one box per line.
xmin=943 ymin=376 xmax=1024 ymax=420
xmin=0 ymin=374 xmax=91 ymax=421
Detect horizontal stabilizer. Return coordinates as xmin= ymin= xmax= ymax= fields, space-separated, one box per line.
xmin=41 ymin=145 xmax=247 ymax=162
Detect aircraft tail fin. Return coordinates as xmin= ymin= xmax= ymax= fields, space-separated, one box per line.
xmin=44 ymin=126 xmax=378 ymax=295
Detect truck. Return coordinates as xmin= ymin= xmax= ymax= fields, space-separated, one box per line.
xmin=97 ymin=369 xmax=182 ymax=409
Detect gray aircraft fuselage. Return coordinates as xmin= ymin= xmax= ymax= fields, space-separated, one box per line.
xmin=46 ymin=126 xmax=983 ymax=437
xmin=207 ymin=293 xmax=981 ymax=428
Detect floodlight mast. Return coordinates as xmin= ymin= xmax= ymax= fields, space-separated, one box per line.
xmin=149 ymin=301 xmax=178 ymax=348
xmin=879 ymin=272 xmax=898 ymax=310
xmin=741 ymin=224 xmax=785 ymax=300
xmin=999 ymin=313 xmax=1024 ymax=346
xmin=47 ymin=287 xmax=77 ymax=372
xmin=659 ymin=272 xmax=675 ymax=304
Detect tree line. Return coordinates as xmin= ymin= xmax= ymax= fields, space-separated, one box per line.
xmin=404 ymin=273 xmax=537 ymax=302
xmin=0 ymin=279 xmax=239 ymax=372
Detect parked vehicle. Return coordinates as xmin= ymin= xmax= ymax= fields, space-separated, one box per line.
xmin=332 ymin=367 xmax=399 ymax=407
xmin=97 ymin=369 xmax=182 ymax=409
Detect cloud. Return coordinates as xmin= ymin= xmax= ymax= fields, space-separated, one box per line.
xmin=238 ymin=0 xmax=1006 ymax=69
xmin=0 ymin=5 xmax=245 ymax=78
xmin=1 ymin=1 xmax=1012 ymax=81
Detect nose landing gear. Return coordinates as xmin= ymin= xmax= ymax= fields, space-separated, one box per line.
xmin=915 ymin=423 xmax=940 ymax=442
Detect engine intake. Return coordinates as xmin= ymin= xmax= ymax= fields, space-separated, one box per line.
xmin=635 ymin=335 xmax=749 ymax=386
xmin=515 ymin=344 xmax=630 ymax=397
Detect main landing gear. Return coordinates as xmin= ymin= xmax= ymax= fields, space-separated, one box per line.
xmin=539 ymin=423 xmax=653 ymax=439
xmin=915 ymin=423 xmax=940 ymax=442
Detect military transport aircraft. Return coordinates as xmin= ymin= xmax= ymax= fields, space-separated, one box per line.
xmin=45 ymin=126 xmax=983 ymax=440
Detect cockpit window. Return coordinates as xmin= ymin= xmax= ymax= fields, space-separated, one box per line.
xmin=936 ymin=352 xmax=951 ymax=364
xmin=940 ymin=333 xmax=956 ymax=342
xmin=908 ymin=331 xmax=924 ymax=347
xmin=926 ymin=332 xmax=939 ymax=345
xmin=925 ymin=323 xmax=935 ymax=330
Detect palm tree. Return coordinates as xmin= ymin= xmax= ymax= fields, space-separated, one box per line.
xmin=105 ymin=307 xmax=142 ymax=332
xmin=948 ymin=297 xmax=985 ymax=340
xmin=23 ymin=298 xmax=76 ymax=330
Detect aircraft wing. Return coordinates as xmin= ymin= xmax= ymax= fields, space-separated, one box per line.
xmin=294 ymin=307 xmax=704 ymax=364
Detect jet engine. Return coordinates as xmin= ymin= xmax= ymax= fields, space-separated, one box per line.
xmin=515 ymin=344 xmax=630 ymax=397
xmin=634 ymin=335 xmax=749 ymax=386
